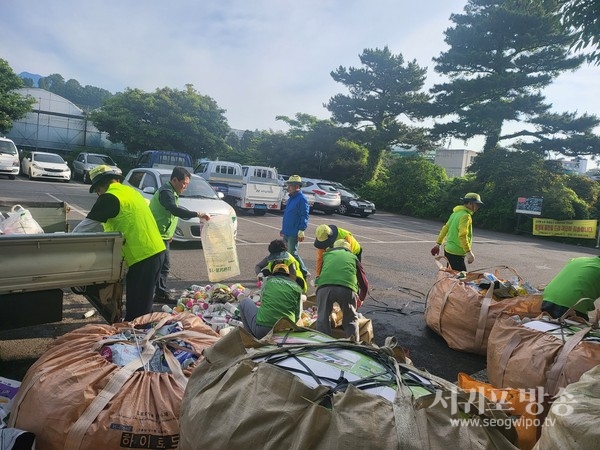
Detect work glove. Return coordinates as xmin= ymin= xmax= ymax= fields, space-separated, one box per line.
xmin=466 ymin=250 xmax=475 ymax=264
xmin=297 ymin=230 xmax=305 ymax=242
xmin=430 ymin=244 xmax=441 ymax=256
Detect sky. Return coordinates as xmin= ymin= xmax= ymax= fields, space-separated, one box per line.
xmin=2 ymin=0 xmax=599 ymax=158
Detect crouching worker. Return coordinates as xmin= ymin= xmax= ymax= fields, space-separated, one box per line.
xmin=254 ymin=239 xmax=307 ymax=292
xmin=239 ymin=263 xmax=303 ymax=339
xmin=315 ymin=239 xmax=364 ymax=341
xmin=541 ymin=256 xmax=600 ymax=320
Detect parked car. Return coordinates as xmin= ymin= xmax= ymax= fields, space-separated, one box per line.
xmin=124 ymin=168 xmax=237 ymax=242
xmin=300 ymin=178 xmax=341 ymax=214
xmin=20 ymin=151 xmax=70 ymax=182
xmin=337 ymin=187 xmax=376 ymax=217
xmin=136 ymin=150 xmax=194 ymax=169
xmin=281 ymin=190 xmax=316 ymax=211
xmin=72 ymin=152 xmax=121 ymax=183
xmin=0 ymin=137 xmax=20 ymax=180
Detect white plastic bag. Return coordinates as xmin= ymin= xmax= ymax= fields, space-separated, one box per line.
xmin=200 ymin=215 xmax=240 ymax=282
xmin=0 ymin=205 xmax=44 ymax=235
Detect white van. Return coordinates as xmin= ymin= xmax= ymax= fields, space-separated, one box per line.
xmin=0 ymin=137 xmax=20 ymax=180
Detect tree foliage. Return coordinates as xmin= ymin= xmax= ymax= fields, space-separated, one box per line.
xmin=38 ymin=73 xmax=113 ymax=110
xmin=558 ymin=0 xmax=600 ymax=64
xmin=248 ymin=114 xmax=369 ymax=185
xmin=89 ymin=85 xmax=231 ymax=159
xmin=431 ymin=0 xmax=589 ymax=154
xmin=0 ymin=59 xmax=36 ymax=134
xmin=325 ymin=46 xmax=434 ymax=181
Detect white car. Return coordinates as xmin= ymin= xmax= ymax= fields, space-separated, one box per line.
xmin=21 ymin=151 xmax=71 ymax=182
xmin=124 ymin=168 xmax=238 ymax=242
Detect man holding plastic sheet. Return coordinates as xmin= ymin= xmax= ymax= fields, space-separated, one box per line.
xmin=149 ymin=166 xmax=210 ymax=303
xmin=431 ymin=193 xmax=483 ymax=272
xmin=315 ymin=239 xmax=368 ymax=342
xmin=72 ymin=165 xmax=166 ymax=321
xmin=541 ymin=256 xmax=600 ymax=320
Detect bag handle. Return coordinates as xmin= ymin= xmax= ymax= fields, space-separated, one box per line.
xmin=545 ymin=326 xmax=591 ymax=395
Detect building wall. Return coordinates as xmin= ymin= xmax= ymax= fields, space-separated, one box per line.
xmin=434 ymin=148 xmax=479 ymax=177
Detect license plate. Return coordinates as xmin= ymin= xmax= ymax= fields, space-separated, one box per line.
xmin=254 ymin=204 xmax=267 ymax=209
xmin=363 ymin=209 xmax=372 ymax=213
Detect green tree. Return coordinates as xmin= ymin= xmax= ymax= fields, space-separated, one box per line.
xmin=266 ymin=114 xmax=369 ymax=184
xmin=325 ymin=46 xmax=434 ymax=181
xmin=0 ymin=59 xmax=36 ymax=134
xmin=558 ymin=0 xmax=600 ymax=64
xmin=89 ymin=85 xmax=230 ymax=159
xmin=431 ymin=0 xmax=588 ymax=153
xmin=38 ymin=73 xmax=113 ymax=110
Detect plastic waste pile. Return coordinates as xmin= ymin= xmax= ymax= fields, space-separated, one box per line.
xmin=162 ymin=283 xmax=254 ymax=333
xmin=459 ymin=272 xmax=541 ymax=299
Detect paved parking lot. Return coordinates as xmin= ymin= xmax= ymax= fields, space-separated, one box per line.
xmin=1 ymin=176 xmax=598 ymax=383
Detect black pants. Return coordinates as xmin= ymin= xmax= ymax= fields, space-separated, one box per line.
xmin=125 ymin=250 xmax=166 ymax=321
xmin=444 ymin=251 xmax=466 ymax=272
xmin=541 ymin=300 xmax=589 ymax=320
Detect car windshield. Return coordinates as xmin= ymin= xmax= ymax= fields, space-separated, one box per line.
xmin=159 ymin=174 xmax=219 ymax=199
xmin=88 ymin=154 xmax=116 ymax=165
xmin=0 ymin=141 xmax=17 ymax=155
xmin=339 ymin=188 xmax=359 ymax=198
xmin=35 ymin=153 xmax=65 ymax=164
xmin=316 ymin=183 xmax=338 ymax=193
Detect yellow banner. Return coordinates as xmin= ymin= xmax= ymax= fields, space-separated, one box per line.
xmin=533 ymin=219 xmax=597 ymax=239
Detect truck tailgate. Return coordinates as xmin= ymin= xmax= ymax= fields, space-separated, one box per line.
xmin=244 ymin=183 xmax=283 ymax=204
xmin=0 ymin=232 xmax=124 ymax=294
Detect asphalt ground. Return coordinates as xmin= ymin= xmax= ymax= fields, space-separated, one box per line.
xmin=1 ymin=175 xmax=598 ymax=384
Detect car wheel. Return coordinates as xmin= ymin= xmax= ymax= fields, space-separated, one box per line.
xmin=338 ymin=204 xmax=348 ymax=215
xmin=83 ymin=171 xmax=90 ymax=184
xmin=28 ymin=169 xmax=33 ymax=180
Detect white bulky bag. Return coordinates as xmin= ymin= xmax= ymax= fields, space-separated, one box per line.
xmin=0 ymin=205 xmax=44 ymax=235
xmin=200 ymin=214 xmax=240 ymax=282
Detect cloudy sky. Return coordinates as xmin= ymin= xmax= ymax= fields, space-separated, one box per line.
xmin=2 ymin=0 xmax=599 ymax=153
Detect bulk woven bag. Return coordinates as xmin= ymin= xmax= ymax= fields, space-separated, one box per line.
xmin=179 ymin=319 xmax=519 ymax=450
xmin=8 ymin=312 xmax=219 ymax=450
xmin=425 ymin=260 xmax=541 ymax=355
xmin=487 ymin=309 xmax=600 ymax=397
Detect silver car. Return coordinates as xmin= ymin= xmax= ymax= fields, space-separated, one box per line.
xmin=124 ymin=168 xmax=238 ymax=242
xmin=300 ymin=177 xmax=341 ymax=214
xmin=72 ymin=152 xmax=121 ymax=183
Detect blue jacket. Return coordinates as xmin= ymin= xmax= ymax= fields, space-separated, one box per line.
xmin=281 ymin=191 xmax=309 ymax=237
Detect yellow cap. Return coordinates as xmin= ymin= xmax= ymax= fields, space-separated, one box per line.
xmin=286 ymin=175 xmax=302 ymax=185
xmin=333 ymin=239 xmax=351 ymax=251
xmin=88 ymin=165 xmax=124 ymax=193
xmin=315 ymin=224 xmax=332 ymax=242
xmin=272 ymin=263 xmax=290 ymax=274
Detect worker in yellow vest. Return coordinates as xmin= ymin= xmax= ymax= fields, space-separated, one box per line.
xmin=73 ymin=165 xmax=166 ymax=321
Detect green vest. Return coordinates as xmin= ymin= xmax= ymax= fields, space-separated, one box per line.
xmin=316 ymin=248 xmax=358 ymax=292
xmin=103 ymin=183 xmax=165 ymax=266
xmin=444 ymin=206 xmax=472 ymax=256
xmin=257 ymin=275 xmax=302 ymax=327
xmin=542 ymin=256 xmax=600 ymax=314
xmin=149 ymin=182 xmax=179 ymax=239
